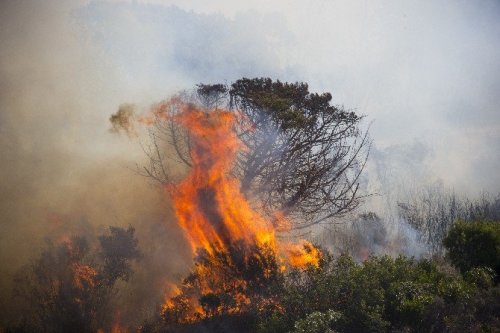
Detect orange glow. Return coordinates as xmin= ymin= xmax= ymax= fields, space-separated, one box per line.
xmin=72 ymin=263 xmax=97 ymax=290
xmin=142 ymin=100 xmax=322 ymax=321
xmin=286 ymin=240 xmax=322 ymax=269
xmin=169 ymin=106 xmax=275 ymax=255
xmin=110 ymin=322 xmax=128 ymax=333
xmin=108 ymin=311 xmax=129 ymax=333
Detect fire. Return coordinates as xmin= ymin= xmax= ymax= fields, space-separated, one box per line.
xmin=110 ymin=318 xmax=128 ymax=333
xmin=169 ymin=106 xmax=276 ymax=255
xmin=143 ymin=100 xmax=321 ymax=323
xmin=72 ymin=263 xmax=97 ymax=290
xmin=286 ymin=240 xmax=322 ymax=268
xmin=96 ymin=311 xmax=128 ymax=333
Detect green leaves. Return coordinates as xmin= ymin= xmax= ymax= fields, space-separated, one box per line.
xmin=257 ymin=252 xmax=497 ymax=333
xmin=290 ymin=310 xmax=341 ymax=333
xmin=229 ymin=78 xmax=347 ymax=131
xmin=444 ymin=220 xmax=500 ymax=276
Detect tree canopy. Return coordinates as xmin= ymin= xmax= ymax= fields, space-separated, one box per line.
xmin=141 ymin=78 xmax=369 ymax=230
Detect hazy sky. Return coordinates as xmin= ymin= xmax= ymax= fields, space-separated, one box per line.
xmin=77 ymin=0 xmax=500 ymax=194
xmin=1 ymin=0 xmax=499 ymax=245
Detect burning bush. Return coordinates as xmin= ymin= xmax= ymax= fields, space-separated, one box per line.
xmin=11 ymin=226 xmax=140 ymax=333
xmin=132 ymin=99 xmax=323 ymax=332
xmin=161 ymin=242 xmax=284 ymax=325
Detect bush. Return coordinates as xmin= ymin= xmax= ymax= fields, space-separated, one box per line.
xmin=257 ymin=253 xmax=495 ymax=333
xmin=443 ymin=220 xmax=500 ymax=277
xmin=290 ymin=310 xmax=341 ymax=333
xmin=10 ymin=226 xmax=140 ymax=333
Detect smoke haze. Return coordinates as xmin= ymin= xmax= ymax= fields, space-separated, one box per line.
xmin=0 ymin=0 xmax=191 ymax=323
xmin=1 ymin=0 xmax=499 ymax=326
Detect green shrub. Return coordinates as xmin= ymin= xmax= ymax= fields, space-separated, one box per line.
xmin=290 ymin=310 xmax=341 ymax=333
xmin=443 ymin=220 xmax=500 ymax=276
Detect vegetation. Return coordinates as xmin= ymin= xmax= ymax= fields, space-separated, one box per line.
xmin=257 ymin=252 xmax=499 ymax=333
xmin=5 ymin=219 xmax=499 ymax=332
xmin=141 ymin=78 xmax=370 ymax=229
xmin=133 ymin=220 xmax=499 ymax=333
xmin=160 ymin=242 xmax=284 ymax=328
xmin=398 ymin=186 xmax=500 ymax=254
xmin=444 ymin=220 xmax=500 ymax=277
xmin=4 ymin=77 xmax=499 ymax=332
xmin=8 ymin=226 xmax=140 ymax=333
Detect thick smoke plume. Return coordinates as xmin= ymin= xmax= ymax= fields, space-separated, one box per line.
xmin=0 ymin=1 xmax=191 ymax=327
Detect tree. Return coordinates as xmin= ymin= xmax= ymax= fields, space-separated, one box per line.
xmin=99 ymin=226 xmax=141 ymax=285
xmin=140 ymin=78 xmax=370 ymax=230
xmin=11 ymin=226 xmax=140 ymax=333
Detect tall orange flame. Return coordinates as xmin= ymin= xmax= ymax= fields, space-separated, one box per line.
xmin=143 ymin=100 xmax=321 ymax=323
xmin=169 ymin=106 xmax=276 ymax=255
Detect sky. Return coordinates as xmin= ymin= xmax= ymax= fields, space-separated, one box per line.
xmin=79 ymin=0 xmax=500 ymax=194
xmin=1 ymin=0 xmax=500 ymax=270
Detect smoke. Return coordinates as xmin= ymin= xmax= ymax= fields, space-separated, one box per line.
xmin=0 ymin=0 xmax=191 ymax=326
xmin=316 ymin=212 xmax=427 ymax=261
xmin=317 ymin=140 xmax=500 ymax=259
xmin=76 ymin=0 xmax=500 ymax=196
xmin=1 ymin=0 xmax=499 ymax=327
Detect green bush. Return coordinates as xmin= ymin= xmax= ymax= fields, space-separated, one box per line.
xmin=290 ymin=310 xmax=341 ymax=333
xmin=443 ymin=220 xmax=500 ymax=276
xmin=257 ymin=253 xmax=495 ymax=333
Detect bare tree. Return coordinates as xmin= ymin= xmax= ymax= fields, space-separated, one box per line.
xmin=138 ymin=78 xmax=370 ymax=230
xmin=398 ymin=184 xmax=500 ymax=254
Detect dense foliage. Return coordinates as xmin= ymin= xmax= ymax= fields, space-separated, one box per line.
xmin=139 ymin=219 xmax=499 ymax=333
xmin=8 ymin=226 xmax=140 ymax=333
xmin=444 ymin=220 xmax=500 ymax=277
xmin=258 ymin=253 xmax=499 ymax=333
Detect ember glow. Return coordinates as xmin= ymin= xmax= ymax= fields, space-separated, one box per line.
xmin=286 ymin=240 xmax=321 ymax=268
xmin=144 ymin=100 xmax=321 ymax=322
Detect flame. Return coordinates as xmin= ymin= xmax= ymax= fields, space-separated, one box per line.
xmin=110 ymin=321 xmax=128 ymax=333
xmin=169 ymin=106 xmax=276 ymax=255
xmin=286 ymin=240 xmax=322 ymax=269
xmin=96 ymin=311 xmax=129 ymax=333
xmin=96 ymin=325 xmax=128 ymax=333
xmin=140 ymin=100 xmax=321 ymax=322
